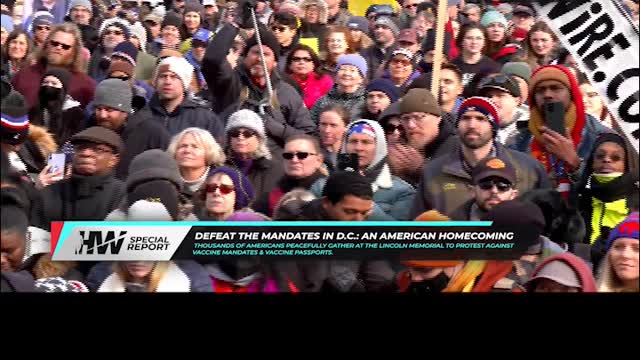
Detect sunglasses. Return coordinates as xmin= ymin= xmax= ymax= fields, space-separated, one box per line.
xmin=595 ymin=153 xmax=623 ymax=162
xmin=391 ymin=58 xmax=412 ymax=66
xmin=271 ymin=25 xmax=289 ymax=33
xmin=282 ymin=152 xmax=316 ymax=160
xmin=477 ymin=179 xmax=513 ymax=192
xmin=479 ymin=74 xmax=515 ymax=88
xmin=206 ymin=183 xmax=235 ymax=195
xmin=229 ymin=128 xmax=257 ymax=138
xmin=36 ymin=25 xmax=51 ymax=31
xmin=404 ymin=4 xmax=418 ymax=9
xmin=384 ymin=123 xmax=403 ymax=134
xmin=109 ymin=75 xmax=131 ymax=81
xmin=104 ymin=29 xmax=125 ymax=36
xmin=49 ymin=40 xmax=72 ymax=50
xmin=292 ymin=56 xmax=313 ymax=63
xmin=192 ymin=40 xmax=208 ymax=48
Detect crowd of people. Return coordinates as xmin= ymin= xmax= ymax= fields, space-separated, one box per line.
xmin=1 ymin=0 xmax=638 ymax=293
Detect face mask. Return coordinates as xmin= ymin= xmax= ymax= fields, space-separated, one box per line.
xmin=39 ymin=86 xmax=63 ymax=102
xmin=406 ymin=271 xmax=450 ymax=293
xmin=593 ymin=173 xmax=624 ymax=184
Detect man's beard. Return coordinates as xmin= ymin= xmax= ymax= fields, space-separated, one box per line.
xmin=47 ymin=53 xmax=73 ymax=67
xmin=461 ymin=130 xmax=492 ymax=149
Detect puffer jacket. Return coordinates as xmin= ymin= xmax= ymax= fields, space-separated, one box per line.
xmin=310 ymin=84 xmax=366 ymax=124
xmin=411 ymin=141 xmax=552 ymax=218
xmin=310 ymin=120 xmax=416 ymax=220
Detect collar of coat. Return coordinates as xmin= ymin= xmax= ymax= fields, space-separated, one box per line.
xmin=97 ymin=262 xmax=191 ymax=292
xmin=371 ymin=163 xmax=394 ymax=192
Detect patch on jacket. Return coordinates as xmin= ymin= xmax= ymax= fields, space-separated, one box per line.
xmin=443 ymin=183 xmax=457 ymax=191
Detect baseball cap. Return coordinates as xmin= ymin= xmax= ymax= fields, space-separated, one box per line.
xmin=397 ymin=29 xmax=418 ymax=45
xmin=513 ymin=5 xmax=535 ymax=17
xmin=192 ymin=28 xmax=212 ymax=42
xmin=478 ymin=74 xmax=521 ymax=98
xmin=471 ymin=157 xmax=516 ymax=185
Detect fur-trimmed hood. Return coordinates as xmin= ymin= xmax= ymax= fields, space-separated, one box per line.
xmin=299 ymin=0 xmax=329 ymax=24
xmin=97 ymin=262 xmax=192 ymax=292
xmin=28 ymin=124 xmax=58 ymax=159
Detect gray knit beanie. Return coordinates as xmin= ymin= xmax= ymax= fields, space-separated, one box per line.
xmin=94 ymin=79 xmax=133 ymax=114
xmin=126 ymin=149 xmax=182 ymax=191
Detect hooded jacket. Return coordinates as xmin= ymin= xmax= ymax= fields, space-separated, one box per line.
xmin=17 ymin=124 xmax=58 ymax=176
xmin=299 ymin=0 xmax=329 ymax=40
xmin=310 ymin=84 xmax=367 ymax=124
xmin=203 ymin=25 xmax=316 ymax=158
xmin=146 ymin=93 xmax=225 ymax=142
xmin=310 ymin=120 xmax=416 ymax=220
xmin=411 ymin=141 xmax=552 ymax=218
xmin=524 ymin=252 xmax=597 ymax=292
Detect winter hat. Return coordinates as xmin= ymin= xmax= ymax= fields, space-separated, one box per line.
xmin=347 ymin=16 xmax=369 ymax=33
xmin=0 ymin=14 xmax=13 ymax=33
xmin=341 ymin=120 xmax=387 ymax=170
xmin=71 ymin=126 xmax=124 ymax=152
xmin=403 ymin=210 xmax=463 ymax=269
xmin=480 ymin=10 xmax=507 ymax=28
xmin=69 ymin=0 xmax=92 ymax=13
xmin=127 ymin=149 xmax=182 ymax=191
xmin=243 ymin=28 xmax=281 ymax=56
xmin=162 ymin=10 xmax=183 ymax=29
xmin=529 ymin=65 xmax=580 ymax=103
xmin=42 ymin=68 xmax=71 ymax=93
xmin=34 ymin=277 xmax=89 ymax=293
xmin=391 ymin=48 xmax=414 ymax=62
xmin=207 ymin=166 xmax=255 ymax=210
xmin=0 ymin=91 xmax=29 ymax=145
xmin=94 ymin=79 xmax=133 ymax=114
xmin=183 ymin=0 xmax=204 ymax=18
xmin=586 ymin=132 xmax=632 ymax=175
xmin=225 ymin=109 xmax=271 ymax=160
xmin=129 ymin=22 xmax=148 ymax=52
xmin=501 ymin=62 xmax=532 ymax=82
xmin=336 ymin=54 xmax=368 ymax=78
xmin=99 ymin=17 xmax=131 ymax=39
xmin=484 ymin=201 xmax=546 ymax=253
xmin=398 ymin=88 xmax=442 ymax=117
xmin=127 ymin=179 xmax=181 ymax=220
xmin=375 ymin=16 xmax=399 ymax=37
xmin=478 ymin=74 xmax=521 ymax=98
xmin=112 ymin=41 xmax=139 ymax=66
xmin=108 ymin=60 xmax=135 ymax=78
xmin=154 ymin=56 xmax=194 ymax=93
xmin=397 ymin=29 xmax=418 ymax=45
xmin=32 ymin=11 xmax=54 ymax=28
xmin=606 ymin=212 xmax=639 ymax=251
xmin=367 ymin=78 xmax=400 ymax=103
xmin=525 ymin=252 xmax=597 ymax=292
xmin=456 ymin=97 xmax=501 ymax=133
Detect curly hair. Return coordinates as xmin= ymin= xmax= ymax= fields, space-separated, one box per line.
xmin=34 ymin=22 xmax=87 ymax=73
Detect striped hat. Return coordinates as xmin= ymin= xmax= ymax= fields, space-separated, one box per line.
xmin=347 ymin=122 xmax=377 ymax=139
xmin=457 ymin=97 xmax=501 ymax=132
xmin=1 ymin=92 xmax=30 ymax=145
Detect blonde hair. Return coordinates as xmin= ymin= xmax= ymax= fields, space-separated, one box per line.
xmin=35 ymin=22 xmax=87 ymax=73
xmin=596 ymin=250 xmax=640 ymax=292
xmin=114 ymin=262 xmax=171 ymax=292
xmin=167 ymin=127 xmax=227 ymax=166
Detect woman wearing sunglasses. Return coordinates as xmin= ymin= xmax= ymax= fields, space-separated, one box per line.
xmin=253 ymin=134 xmax=327 ymax=217
xmin=195 ymin=166 xmax=257 ymax=221
xmin=285 ymin=43 xmax=333 ymax=109
xmin=222 ymin=109 xmax=283 ymax=199
xmin=310 ymin=120 xmax=416 ymax=221
xmin=576 ymin=133 xmax=639 ymax=270
xmin=381 ymin=48 xmax=420 ymax=95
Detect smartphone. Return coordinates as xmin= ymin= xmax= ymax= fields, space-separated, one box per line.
xmin=337 ymin=153 xmax=359 ymax=172
xmin=47 ymin=153 xmax=65 ymax=181
xmin=544 ymin=101 xmax=566 ymax=135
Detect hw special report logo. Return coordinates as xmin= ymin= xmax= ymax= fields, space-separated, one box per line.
xmin=52 ymin=224 xmax=191 ymax=261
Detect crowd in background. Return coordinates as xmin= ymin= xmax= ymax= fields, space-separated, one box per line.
xmin=1 ymin=0 xmax=638 ymax=293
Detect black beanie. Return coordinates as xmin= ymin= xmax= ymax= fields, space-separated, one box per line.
xmin=585 ymin=132 xmax=631 ymax=173
xmin=42 ymin=68 xmax=72 ymax=93
xmin=243 ymin=28 xmax=281 ymax=57
xmin=162 ymin=11 xmax=183 ymax=29
xmin=1 ymin=91 xmax=30 ymax=145
xmin=484 ymin=201 xmax=546 ymax=254
xmin=127 ymin=180 xmax=181 ymax=221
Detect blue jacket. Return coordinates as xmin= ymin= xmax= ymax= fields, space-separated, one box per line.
xmin=310 ymin=164 xmax=416 ymax=221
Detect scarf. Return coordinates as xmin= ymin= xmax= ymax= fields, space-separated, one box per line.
xmin=586 ymin=173 xmax=635 ymax=244
xmin=529 ymin=101 xmax=584 ymax=198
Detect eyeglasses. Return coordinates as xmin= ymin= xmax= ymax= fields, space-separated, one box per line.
xmin=36 ymin=25 xmax=51 ymax=31
xmin=192 ymin=40 xmax=208 ymax=48
xmin=108 ymin=75 xmax=131 ymax=81
xmin=229 ymin=128 xmax=257 ymax=138
xmin=384 ymin=123 xmax=403 ymax=134
xmin=271 ymin=25 xmax=289 ymax=33
xmin=477 ymin=179 xmax=513 ymax=192
xmin=292 ymin=56 xmax=313 ymax=63
xmin=282 ymin=152 xmax=317 ymax=160
xmin=74 ymin=142 xmax=115 ymax=155
xmin=206 ymin=183 xmax=235 ymax=195
xmin=594 ymin=152 xmax=623 ymax=162
xmin=49 ymin=40 xmax=72 ymax=50
xmin=404 ymin=3 xmax=418 ymax=9
xmin=390 ymin=58 xmax=412 ymax=66
xmin=104 ymin=29 xmax=125 ymax=36
xmin=400 ymin=113 xmax=428 ymax=124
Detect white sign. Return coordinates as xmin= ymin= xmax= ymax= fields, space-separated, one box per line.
xmin=534 ymin=0 xmax=640 ymax=153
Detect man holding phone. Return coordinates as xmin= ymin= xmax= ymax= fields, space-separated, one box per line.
xmin=516 ymin=65 xmax=610 ymax=197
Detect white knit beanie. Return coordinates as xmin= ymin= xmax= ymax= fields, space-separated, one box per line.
xmin=225 ymin=109 xmax=271 ymax=160
xmin=98 ymin=17 xmax=131 ymax=38
xmin=130 ymin=22 xmax=148 ymax=53
xmin=153 ymin=57 xmax=194 ymax=93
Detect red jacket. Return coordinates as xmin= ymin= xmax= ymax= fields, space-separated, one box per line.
xmin=12 ymin=63 xmax=96 ymax=111
xmin=292 ymin=72 xmax=333 ymax=109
